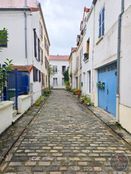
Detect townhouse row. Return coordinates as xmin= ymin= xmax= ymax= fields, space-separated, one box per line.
xmin=69 ymin=0 xmax=131 ymax=133
xmin=0 ymin=0 xmax=50 ymax=103
xmin=0 ymin=0 xmax=50 ymax=134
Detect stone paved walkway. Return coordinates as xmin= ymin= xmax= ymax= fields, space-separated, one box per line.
xmin=0 ymin=90 xmax=131 ymax=174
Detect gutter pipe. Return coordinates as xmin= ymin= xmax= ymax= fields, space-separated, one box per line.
xmin=24 ymin=0 xmax=28 ymax=62
xmin=117 ymin=0 xmax=124 ymax=122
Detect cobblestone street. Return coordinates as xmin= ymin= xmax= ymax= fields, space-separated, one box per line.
xmin=0 ymin=90 xmax=131 ymax=174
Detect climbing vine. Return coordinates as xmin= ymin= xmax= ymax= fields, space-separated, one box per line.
xmin=0 ymin=28 xmax=8 ymax=47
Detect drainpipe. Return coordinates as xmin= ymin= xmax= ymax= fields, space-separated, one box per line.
xmin=24 ymin=0 xmax=28 ymax=63
xmin=116 ymin=0 xmax=124 ymax=122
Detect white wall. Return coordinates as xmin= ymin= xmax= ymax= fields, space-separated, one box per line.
xmin=0 ymin=11 xmax=28 ymax=65
xmin=50 ymin=60 xmax=69 ymax=89
xmin=81 ymin=9 xmax=94 ymax=99
xmin=69 ymin=0 xmax=131 ymax=133
xmin=18 ymin=95 xmax=31 ymax=114
xmin=0 ymin=101 xmax=13 ymax=135
xmin=119 ymin=5 xmax=131 ymax=133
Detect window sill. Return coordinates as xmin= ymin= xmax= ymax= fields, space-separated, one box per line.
xmin=96 ymin=36 xmax=104 ymax=45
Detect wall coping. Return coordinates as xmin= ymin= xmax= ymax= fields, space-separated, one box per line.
xmin=18 ymin=95 xmax=31 ymax=100
xmin=0 ymin=101 xmax=13 ymax=111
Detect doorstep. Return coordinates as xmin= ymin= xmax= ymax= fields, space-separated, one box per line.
xmin=88 ymin=106 xmax=131 ymax=146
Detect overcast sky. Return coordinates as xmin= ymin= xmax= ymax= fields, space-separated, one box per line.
xmin=39 ymin=0 xmax=92 ymax=55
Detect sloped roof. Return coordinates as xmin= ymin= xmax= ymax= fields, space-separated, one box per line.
xmin=13 ymin=65 xmax=33 ymax=72
xmin=0 ymin=0 xmax=38 ymax=8
xmin=49 ymin=55 xmax=69 ymax=61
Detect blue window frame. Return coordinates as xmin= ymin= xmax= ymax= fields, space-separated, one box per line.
xmin=99 ymin=7 xmax=105 ymax=38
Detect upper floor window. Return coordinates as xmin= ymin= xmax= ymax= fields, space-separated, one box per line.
xmin=80 ymin=48 xmax=83 ymax=68
xmin=62 ymin=66 xmax=66 ymax=74
xmin=44 ymin=36 xmax=49 ymax=55
xmin=33 ymin=28 xmax=40 ymax=62
xmin=53 ymin=65 xmax=57 ymax=73
xmin=40 ymin=48 xmax=43 ymax=64
xmin=45 ymin=57 xmax=49 ymax=70
xmin=40 ymin=22 xmax=43 ymax=40
xmin=99 ymin=7 xmax=105 ymax=38
xmin=84 ymin=39 xmax=90 ymax=62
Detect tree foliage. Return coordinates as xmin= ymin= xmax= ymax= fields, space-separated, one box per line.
xmin=0 ymin=59 xmax=13 ymax=98
xmin=63 ymin=68 xmax=69 ymax=83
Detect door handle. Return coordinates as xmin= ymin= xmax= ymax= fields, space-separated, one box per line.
xmin=107 ymin=89 xmax=109 ymax=95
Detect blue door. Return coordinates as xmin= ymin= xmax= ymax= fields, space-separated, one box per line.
xmin=98 ymin=63 xmax=117 ymax=116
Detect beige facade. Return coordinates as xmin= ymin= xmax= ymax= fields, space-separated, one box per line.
xmin=39 ymin=5 xmax=50 ymax=89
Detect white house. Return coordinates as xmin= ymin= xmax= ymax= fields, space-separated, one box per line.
xmin=49 ymin=55 xmax=69 ymax=89
xmin=0 ymin=0 xmax=50 ymax=105
xmin=69 ymin=0 xmax=131 ymax=133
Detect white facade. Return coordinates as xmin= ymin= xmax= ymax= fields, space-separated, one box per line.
xmin=0 ymin=101 xmax=13 ymax=134
xmin=69 ymin=0 xmax=131 ymax=133
xmin=50 ymin=56 xmax=69 ymax=89
xmin=0 ymin=1 xmax=50 ymax=104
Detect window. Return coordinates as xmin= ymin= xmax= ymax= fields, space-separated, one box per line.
xmin=62 ymin=78 xmax=65 ymax=86
xmin=39 ymin=71 xmax=41 ymax=82
xmin=53 ymin=65 xmax=57 ymax=73
xmin=40 ymin=22 xmax=43 ymax=40
xmin=62 ymin=66 xmax=66 ymax=74
xmin=33 ymin=67 xmax=40 ymax=82
xmin=99 ymin=7 xmax=105 ymax=38
xmin=88 ymin=71 xmax=91 ymax=93
xmin=46 ymin=75 xmax=48 ymax=85
xmin=45 ymin=57 xmax=49 ymax=70
xmin=33 ymin=29 xmax=37 ymax=58
xmin=53 ymin=78 xmax=58 ymax=86
xmin=41 ymin=48 xmax=43 ymax=64
xmin=42 ymin=73 xmax=45 ymax=86
xmin=80 ymin=48 xmax=83 ymax=68
xmin=84 ymin=39 xmax=90 ymax=62
xmin=44 ymin=36 xmax=49 ymax=55
xmin=38 ymin=38 xmax=40 ymax=62
xmin=33 ymin=28 xmax=40 ymax=62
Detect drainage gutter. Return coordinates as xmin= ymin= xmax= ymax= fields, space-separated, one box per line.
xmin=116 ymin=0 xmax=124 ymax=122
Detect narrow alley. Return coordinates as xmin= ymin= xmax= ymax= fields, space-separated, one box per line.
xmin=0 ymin=90 xmax=131 ymax=173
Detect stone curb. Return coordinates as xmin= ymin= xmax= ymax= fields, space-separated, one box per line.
xmin=88 ymin=106 xmax=131 ymax=146
xmin=0 ymin=97 xmax=48 ymax=165
xmin=69 ymin=91 xmax=131 ymax=147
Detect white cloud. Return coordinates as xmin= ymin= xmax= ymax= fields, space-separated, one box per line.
xmin=39 ymin=0 xmax=92 ymax=55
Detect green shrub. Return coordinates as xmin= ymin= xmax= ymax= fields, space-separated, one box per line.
xmin=42 ymin=88 xmax=51 ymax=97
xmin=80 ymin=95 xmax=92 ymax=106
xmin=71 ymin=88 xmax=81 ymax=97
xmin=35 ymin=96 xmax=45 ymax=106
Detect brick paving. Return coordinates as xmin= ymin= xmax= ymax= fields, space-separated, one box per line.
xmin=0 ymin=90 xmax=131 ymax=174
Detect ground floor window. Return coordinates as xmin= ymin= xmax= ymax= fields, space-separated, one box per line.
xmin=62 ymin=78 xmax=65 ymax=86
xmin=88 ymin=71 xmax=91 ymax=93
xmin=33 ymin=67 xmax=41 ymax=82
xmin=53 ymin=78 xmax=58 ymax=86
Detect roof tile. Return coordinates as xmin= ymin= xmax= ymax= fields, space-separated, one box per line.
xmin=49 ymin=55 xmax=69 ymax=61
xmin=0 ymin=0 xmax=38 ymax=8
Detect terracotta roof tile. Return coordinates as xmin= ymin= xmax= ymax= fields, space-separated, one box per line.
xmin=13 ymin=65 xmax=33 ymax=72
xmin=84 ymin=7 xmax=90 ymax=13
xmin=0 ymin=0 xmax=38 ymax=9
xmin=49 ymin=55 xmax=69 ymax=61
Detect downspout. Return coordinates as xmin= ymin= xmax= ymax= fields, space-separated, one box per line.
xmin=116 ymin=0 xmax=124 ymax=122
xmin=24 ymin=0 xmax=28 ymax=63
